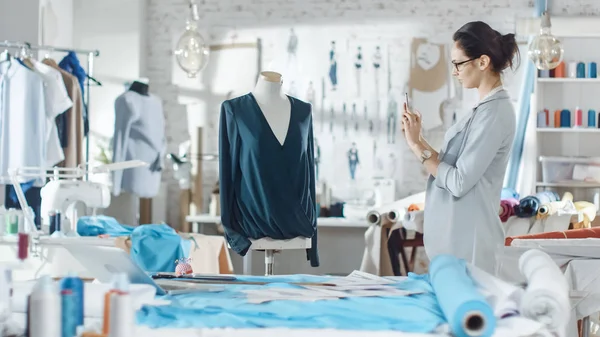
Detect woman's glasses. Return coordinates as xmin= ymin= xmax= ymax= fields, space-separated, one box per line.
xmin=452 ymin=58 xmax=477 ymax=72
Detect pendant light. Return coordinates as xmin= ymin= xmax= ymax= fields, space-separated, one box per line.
xmin=174 ymin=0 xmax=210 ymax=78
xmin=528 ymin=10 xmax=564 ymax=70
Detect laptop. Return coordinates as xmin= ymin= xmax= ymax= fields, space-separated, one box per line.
xmin=63 ymin=244 xmax=222 ymax=296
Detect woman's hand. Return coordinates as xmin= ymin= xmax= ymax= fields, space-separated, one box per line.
xmin=402 ymin=103 xmax=422 ymax=148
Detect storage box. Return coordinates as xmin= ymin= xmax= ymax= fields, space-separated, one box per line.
xmin=539 ymin=156 xmax=600 ymax=183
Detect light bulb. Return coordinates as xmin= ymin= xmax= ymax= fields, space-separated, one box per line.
xmin=174 ymin=3 xmax=209 ymax=78
xmin=528 ymin=11 xmax=564 ymax=70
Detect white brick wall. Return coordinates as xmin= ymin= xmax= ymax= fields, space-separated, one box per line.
xmin=145 ymin=0 xmax=600 ymax=227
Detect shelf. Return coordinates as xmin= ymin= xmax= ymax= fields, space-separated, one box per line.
xmin=537 ymin=128 xmax=600 ymax=133
xmin=536 ymin=182 xmax=600 ymax=188
xmin=537 ymin=78 xmax=600 ymax=83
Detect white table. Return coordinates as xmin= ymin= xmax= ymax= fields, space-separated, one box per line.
xmin=186 ymin=215 xmax=369 ymax=275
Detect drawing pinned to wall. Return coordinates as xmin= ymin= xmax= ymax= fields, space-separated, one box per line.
xmin=329 ymin=105 xmax=334 ymax=133
xmin=347 ymin=142 xmax=360 ymax=181
xmin=408 ymin=38 xmax=448 ymax=130
xmin=315 ymin=137 xmax=321 ymax=182
xmin=387 ymin=95 xmax=398 ymax=144
xmin=328 ymin=41 xmax=338 ymax=91
xmin=306 ymin=81 xmax=315 ymax=105
xmin=287 ymin=28 xmax=298 ymax=64
xmin=373 ymin=46 xmax=382 ymax=98
xmin=343 ymin=103 xmax=348 ymax=137
xmin=355 ymin=46 xmax=363 ymax=97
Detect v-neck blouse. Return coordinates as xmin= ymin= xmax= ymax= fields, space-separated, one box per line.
xmin=218 ymin=93 xmax=319 ymax=267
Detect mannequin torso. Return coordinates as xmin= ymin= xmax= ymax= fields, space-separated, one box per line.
xmin=251 ymin=71 xmax=291 ymax=146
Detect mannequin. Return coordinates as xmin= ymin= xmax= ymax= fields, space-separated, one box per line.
xmin=251 ymin=71 xmax=291 ymax=146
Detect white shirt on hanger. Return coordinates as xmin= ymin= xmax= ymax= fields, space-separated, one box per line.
xmin=0 ymin=62 xmax=47 ymax=183
xmin=32 ymin=60 xmax=73 ymax=166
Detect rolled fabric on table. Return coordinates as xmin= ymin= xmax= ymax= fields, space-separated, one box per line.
xmin=429 ymin=255 xmax=495 ymax=337
xmin=403 ymin=210 xmax=424 ymax=233
xmin=499 ymin=198 xmax=518 ymax=222
xmin=536 ymin=200 xmax=576 ymax=220
xmin=504 ymin=226 xmax=600 ymax=246
xmin=514 ymin=196 xmax=540 ymax=218
xmin=519 ymin=249 xmax=570 ymax=336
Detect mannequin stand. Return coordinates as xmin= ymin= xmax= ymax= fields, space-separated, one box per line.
xmin=249 ymin=237 xmax=312 ymax=276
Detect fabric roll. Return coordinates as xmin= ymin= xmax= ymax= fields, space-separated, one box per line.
xmin=519 ymin=249 xmax=570 ymax=336
xmin=573 ymin=201 xmax=597 ymax=229
xmin=428 ymin=255 xmax=495 ymax=337
xmin=514 ymin=196 xmax=540 ymax=218
xmin=499 ymin=198 xmax=518 ymax=222
xmin=403 ymin=210 xmax=424 ymax=233
xmin=536 ymin=200 xmax=575 ymax=220
xmin=505 ymin=227 xmax=600 ymax=246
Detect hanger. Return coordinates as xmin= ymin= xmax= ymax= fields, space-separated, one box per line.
xmin=87 ymin=74 xmax=102 ymax=86
xmin=17 ymin=46 xmax=35 ymax=69
xmin=0 ymin=49 xmax=11 ymax=63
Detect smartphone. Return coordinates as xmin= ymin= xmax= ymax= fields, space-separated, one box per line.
xmin=404 ymin=92 xmax=410 ymax=109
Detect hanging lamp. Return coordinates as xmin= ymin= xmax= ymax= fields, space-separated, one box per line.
xmin=174 ymin=0 xmax=210 ymax=78
xmin=528 ymin=10 xmax=564 ymax=70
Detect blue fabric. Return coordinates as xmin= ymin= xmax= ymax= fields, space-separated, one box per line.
xmin=59 ymin=51 xmax=88 ymax=136
xmin=136 ymin=274 xmax=446 ymax=332
xmin=219 ymin=94 xmax=319 ymax=267
xmin=505 ymin=0 xmax=545 ymax=189
xmin=76 ymin=215 xmax=135 ymax=237
xmin=130 ymin=224 xmax=188 ymax=273
xmin=428 ymin=255 xmax=495 ymax=337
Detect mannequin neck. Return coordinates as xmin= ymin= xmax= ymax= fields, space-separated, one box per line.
xmin=252 ymin=75 xmax=286 ymax=103
xmin=129 ymin=81 xmax=149 ymax=96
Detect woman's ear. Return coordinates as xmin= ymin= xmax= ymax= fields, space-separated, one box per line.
xmin=478 ymin=55 xmax=491 ymax=70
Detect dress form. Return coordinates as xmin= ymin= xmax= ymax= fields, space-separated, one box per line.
xmin=252 ymin=71 xmax=291 ymax=145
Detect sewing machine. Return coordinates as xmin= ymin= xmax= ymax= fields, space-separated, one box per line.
xmin=40 ymin=179 xmax=111 ymax=235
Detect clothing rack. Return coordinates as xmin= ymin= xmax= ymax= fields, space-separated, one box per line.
xmin=0 ymin=40 xmax=100 ymax=179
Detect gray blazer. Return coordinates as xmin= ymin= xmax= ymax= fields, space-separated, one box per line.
xmin=424 ymin=90 xmax=515 ymax=274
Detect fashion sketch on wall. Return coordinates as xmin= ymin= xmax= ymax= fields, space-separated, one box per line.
xmin=347 ymin=142 xmax=360 ymax=181
xmin=408 ymin=38 xmax=449 ymax=131
xmin=329 ymin=41 xmax=338 ymax=91
xmin=287 ymin=28 xmax=298 ymax=64
xmin=373 ymin=46 xmax=382 ymax=98
xmin=355 ymin=46 xmax=363 ymax=96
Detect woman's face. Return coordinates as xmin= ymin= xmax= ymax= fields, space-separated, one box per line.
xmin=451 ymin=42 xmax=481 ymax=89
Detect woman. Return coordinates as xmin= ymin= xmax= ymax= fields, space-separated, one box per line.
xmin=401 ymin=21 xmax=519 ymax=273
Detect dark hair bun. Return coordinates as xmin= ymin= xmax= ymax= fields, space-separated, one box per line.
xmin=453 ymin=22 xmax=520 ymax=73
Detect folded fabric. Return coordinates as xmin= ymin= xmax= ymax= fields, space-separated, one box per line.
xmin=77 ymin=215 xmax=135 ymax=237
xmin=130 ymin=224 xmax=191 ymax=273
xmin=514 ymin=196 xmax=540 ymax=218
xmin=505 ymin=227 xmax=600 ymax=246
xmin=536 ymin=200 xmax=576 ymax=220
xmin=403 ymin=210 xmax=424 ymax=233
xmin=499 ymin=198 xmax=518 ymax=222
xmin=467 ymin=264 xmax=524 ymax=319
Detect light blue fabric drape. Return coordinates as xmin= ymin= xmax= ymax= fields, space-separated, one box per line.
xmin=505 ymin=0 xmax=546 ymax=189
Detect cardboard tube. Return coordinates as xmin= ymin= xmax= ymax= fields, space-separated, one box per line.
xmin=462 ymin=310 xmax=486 ymax=336
xmin=366 ymin=210 xmax=381 ymax=225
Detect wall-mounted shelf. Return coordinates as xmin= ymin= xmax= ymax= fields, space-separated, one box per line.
xmin=537 ymin=78 xmax=600 ymax=83
xmin=536 ymin=182 xmax=600 ymax=188
xmin=537 ymin=128 xmax=600 ymax=133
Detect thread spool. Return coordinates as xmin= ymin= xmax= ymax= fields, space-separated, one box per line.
xmin=588 ymin=110 xmax=596 ymax=128
xmin=589 ymin=62 xmax=597 ymax=78
xmin=554 ymin=62 xmax=565 ymax=77
xmin=598 ymin=112 xmax=600 ymax=128
xmin=462 ymin=311 xmax=487 ymax=336
xmin=577 ymin=62 xmax=586 ymax=78
xmin=553 ymin=110 xmax=561 ymax=127
xmin=560 ymin=109 xmax=571 ymax=127
xmin=544 ymin=108 xmax=549 ymax=126
xmin=18 ymin=233 xmax=28 ymax=260
xmin=539 ymin=69 xmax=550 ymax=78
xmin=537 ymin=111 xmax=547 ymax=127
xmin=568 ymin=62 xmax=577 ymax=78
xmin=574 ymin=107 xmax=583 ymax=127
